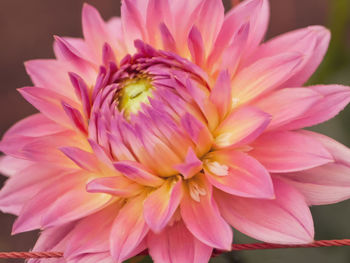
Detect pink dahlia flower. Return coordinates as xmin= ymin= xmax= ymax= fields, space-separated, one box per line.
xmin=1 ymin=0 xmax=350 ymax=262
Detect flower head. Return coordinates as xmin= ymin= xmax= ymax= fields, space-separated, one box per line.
xmin=1 ymin=0 xmax=350 ymax=262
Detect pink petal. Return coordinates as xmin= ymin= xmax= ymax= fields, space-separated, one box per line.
xmin=68 ymin=72 xmax=91 ymax=118
xmin=88 ymin=139 xmax=114 ymax=170
xmin=121 ymin=0 xmax=147 ymax=53
xmin=215 ymin=178 xmax=314 ymax=244
xmin=65 ymin=204 xmax=121 ymax=259
xmin=110 ymin=194 xmax=149 ymax=263
xmin=218 ymin=22 xmax=250 ymax=77
xmin=12 ymin=172 xmax=84 ymax=234
xmin=102 ymin=42 xmax=117 ymax=66
xmin=282 ymin=131 xmax=350 ymax=205
xmin=253 ymin=87 xmax=322 ymax=130
xmin=195 ymin=0 xmax=224 ymax=54
xmin=231 ymin=52 xmax=303 ymax=105
xmin=214 ymin=106 xmax=271 ymax=148
xmin=82 ymin=3 xmax=109 ymax=60
xmin=159 ymin=23 xmax=177 ymax=53
xmin=282 ymin=85 xmax=350 ymax=130
xmin=19 ymin=131 xmax=81 ymax=166
xmin=57 ymin=37 xmax=95 ymax=63
xmin=250 ymin=130 xmax=333 ymax=173
xmin=146 ymin=0 xmax=171 ymax=48
xmin=0 ymin=156 xmax=32 ymax=177
xmin=18 ymin=86 xmax=79 ymax=127
xmin=174 ymin=148 xmax=202 ymax=180
xmin=24 ymin=59 xmax=77 ymax=99
xmin=32 ymin=222 xmax=76 ymax=252
xmin=113 ymin=160 xmax=164 ymax=187
xmin=0 ymin=164 xmax=65 ymax=215
xmin=167 ymin=0 xmax=203 ymax=53
xmin=181 ymin=113 xmax=213 ymax=156
xmin=86 ymin=176 xmax=143 ymax=197
xmin=180 ymin=176 xmax=233 ymax=250
xmin=188 ymin=26 xmax=205 ymax=66
xmin=41 ymin=186 xmax=111 ymax=229
xmin=144 ymin=177 xmax=182 ymax=232
xmin=54 ymin=36 xmax=96 ymax=81
xmin=1 ymin=131 xmax=80 ymax=166
xmin=105 ymin=17 xmax=127 ymax=61
xmin=62 ymin=102 xmax=88 ymax=134
xmin=205 ymin=150 xmax=274 ymax=198
xmin=147 ymin=220 xmax=213 ymax=263
xmin=3 ymin=113 xmax=66 ymax=139
xmin=250 ymin=26 xmax=330 ymax=87
xmin=60 ymin=147 xmax=99 ymax=172
xmin=209 ymin=70 xmax=232 ymax=120
xmin=209 ymin=0 xmax=269 ymax=65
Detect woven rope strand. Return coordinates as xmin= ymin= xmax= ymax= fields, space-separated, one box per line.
xmin=0 ymin=251 xmax=63 ymax=259
xmin=1 ymin=239 xmax=350 ymax=259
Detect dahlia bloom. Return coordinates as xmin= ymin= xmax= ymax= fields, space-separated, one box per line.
xmin=1 ymin=0 xmax=350 ymax=262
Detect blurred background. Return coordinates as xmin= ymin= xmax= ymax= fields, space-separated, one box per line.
xmin=0 ymin=0 xmax=350 ymax=262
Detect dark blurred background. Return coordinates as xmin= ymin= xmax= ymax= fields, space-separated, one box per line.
xmin=0 ymin=0 xmax=350 ymax=262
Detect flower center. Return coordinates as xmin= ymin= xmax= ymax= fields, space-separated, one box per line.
xmin=118 ymin=77 xmax=154 ymax=117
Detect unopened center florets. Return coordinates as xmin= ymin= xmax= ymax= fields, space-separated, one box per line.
xmin=117 ymin=77 xmax=154 ymax=117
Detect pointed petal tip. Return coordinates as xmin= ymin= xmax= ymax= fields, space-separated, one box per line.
xmin=82 ymin=2 xmax=98 ymax=14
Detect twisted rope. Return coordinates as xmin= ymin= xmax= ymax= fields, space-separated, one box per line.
xmin=1 ymin=239 xmax=350 ymax=259
xmin=0 ymin=251 xmax=63 ymax=259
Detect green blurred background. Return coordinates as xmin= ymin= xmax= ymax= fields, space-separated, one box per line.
xmin=0 ymin=0 xmax=350 ymax=262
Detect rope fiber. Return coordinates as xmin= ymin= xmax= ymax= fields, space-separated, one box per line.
xmin=1 ymin=239 xmax=350 ymax=259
